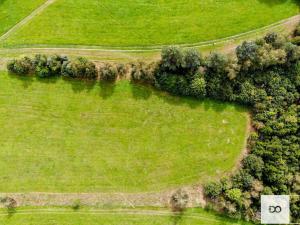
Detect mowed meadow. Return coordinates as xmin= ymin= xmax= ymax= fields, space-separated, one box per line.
xmin=0 ymin=0 xmax=299 ymax=47
xmin=0 ymin=72 xmax=248 ymax=192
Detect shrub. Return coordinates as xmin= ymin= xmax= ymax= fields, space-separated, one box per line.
xmin=116 ymin=63 xmax=128 ymax=77
xmin=242 ymin=154 xmax=264 ymax=179
xmin=225 ymin=188 xmax=242 ymax=206
xmin=204 ymin=182 xmax=222 ymax=199
xmin=190 ymin=75 xmax=206 ymax=98
xmin=294 ymin=23 xmax=300 ymax=36
xmin=183 ymin=48 xmax=202 ymax=74
xmin=71 ymin=199 xmax=81 ymax=211
xmin=232 ymin=171 xmax=254 ymax=190
xmin=170 ymin=189 xmax=189 ymax=212
xmin=155 ymin=72 xmax=190 ymax=96
xmin=99 ymin=63 xmax=118 ymax=82
xmin=34 ymin=54 xmax=68 ymax=78
xmin=160 ymin=46 xmax=184 ymax=73
xmin=131 ymin=61 xmax=156 ymax=84
xmin=62 ymin=57 xmax=97 ymax=79
xmin=7 ymin=57 xmax=33 ymax=75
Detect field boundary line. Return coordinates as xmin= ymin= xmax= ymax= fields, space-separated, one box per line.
xmin=0 ymin=0 xmax=56 ymax=42
xmin=0 ymin=14 xmax=299 ymax=52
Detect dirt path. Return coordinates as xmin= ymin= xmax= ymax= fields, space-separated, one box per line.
xmin=0 ymin=185 xmax=205 ymax=208
xmin=0 ymin=0 xmax=56 ymax=42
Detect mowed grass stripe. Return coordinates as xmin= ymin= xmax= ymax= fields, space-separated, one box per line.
xmin=0 ymin=72 xmax=248 ymax=192
xmin=1 ymin=0 xmax=298 ymax=47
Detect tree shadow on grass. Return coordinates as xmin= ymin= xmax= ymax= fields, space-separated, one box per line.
xmin=171 ymin=212 xmax=185 ymax=225
xmin=99 ymin=81 xmax=116 ymax=99
xmin=36 ymin=76 xmax=60 ymax=84
xmin=64 ymin=77 xmax=96 ymax=94
xmin=7 ymin=73 xmax=34 ymax=89
xmin=130 ymin=82 xmax=153 ymax=100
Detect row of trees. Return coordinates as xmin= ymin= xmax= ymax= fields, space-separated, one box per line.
xmin=7 ymin=55 xmax=127 ymax=82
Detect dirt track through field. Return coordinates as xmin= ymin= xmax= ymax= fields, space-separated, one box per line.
xmin=0 ymin=185 xmax=205 ymax=208
xmin=0 ymin=0 xmax=56 ymax=42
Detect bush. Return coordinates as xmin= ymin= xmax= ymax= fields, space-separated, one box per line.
xmin=232 ymin=170 xmax=254 ymax=190
xmin=294 ymin=23 xmax=300 ymax=36
xmin=291 ymin=36 xmax=300 ymax=45
xmin=160 ymin=46 xmax=184 ymax=73
xmin=183 ymin=48 xmax=202 ymax=74
xmin=242 ymin=154 xmax=264 ymax=179
xmin=155 ymin=72 xmax=190 ymax=96
xmin=131 ymin=61 xmax=156 ymax=84
xmin=225 ymin=188 xmax=243 ymax=206
xmin=34 ymin=54 xmax=68 ymax=78
xmin=204 ymin=182 xmax=222 ymax=199
xmin=190 ymin=75 xmax=206 ymax=98
xmin=170 ymin=189 xmax=189 ymax=212
xmin=99 ymin=63 xmax=118 ymax=82
xmin=116 ymin=63 xmax=128 ymax=77
xmin=7 ymin=57 xmax=33 ymax=75
xmin=62 ymin=57 xmax=97 ymax=79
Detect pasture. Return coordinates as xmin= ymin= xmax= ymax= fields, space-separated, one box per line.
xmin=0 ymin=72 xmax=248 ymax=192
xmin=1 ymin=0 xmax=299 ymax=47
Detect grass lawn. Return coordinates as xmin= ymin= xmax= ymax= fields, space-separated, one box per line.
xmin=0 ymin=207 xmax=253 ymax=225
xmin=1 ymin=0 xmax=299 ymax=48
xmin=0 ymin=0 xmax=46 ymax=36
xmin=0 ymin=71 xmax=248 ymax=192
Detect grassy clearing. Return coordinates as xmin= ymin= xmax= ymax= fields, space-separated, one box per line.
xmin=0 ymin=207 xmax=253 ymax=225
xmin=1 ymin=0 xmax=298 ymax=48
xmin=0 ymin=0 xmax=46 ymax=36
xmin=0 ymin=71 xmax=248 ymax=192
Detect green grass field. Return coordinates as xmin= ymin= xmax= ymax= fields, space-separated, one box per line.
xmin=1 ymin=0 xmax=298 ymax=48
xmin=0 ymin=208 xmax=253 ymax=225
xmin=0 ymin=0 xmax=45 ymax=36
xmin=0 ymin=71 xmax=248 ymax=192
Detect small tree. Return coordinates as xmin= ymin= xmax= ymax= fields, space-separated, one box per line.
xmin=7 ymin=57 xmax=33 ymax=75
xmin=190 ymin=75 xmax=206 ymax=98
xmin=183 ymin=48 xmax=202 ymax=74
xmin=170 ymin=189 xmax=189 ymax=212
xmin=161 ymin=46 xmax=184 ymax=73
xmin=62 ymin=57 xmax=97 ymax=79
xmin=99 ymin=63 xmax=118 ymax=82
xmin=204 ymin=182 xmax=222 ymax=199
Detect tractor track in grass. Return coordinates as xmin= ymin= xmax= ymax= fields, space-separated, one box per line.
xmin=0 ymin=208 xmax=223 ymax=223
xmin=0 ymin=0 xmax=56 ymax=42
